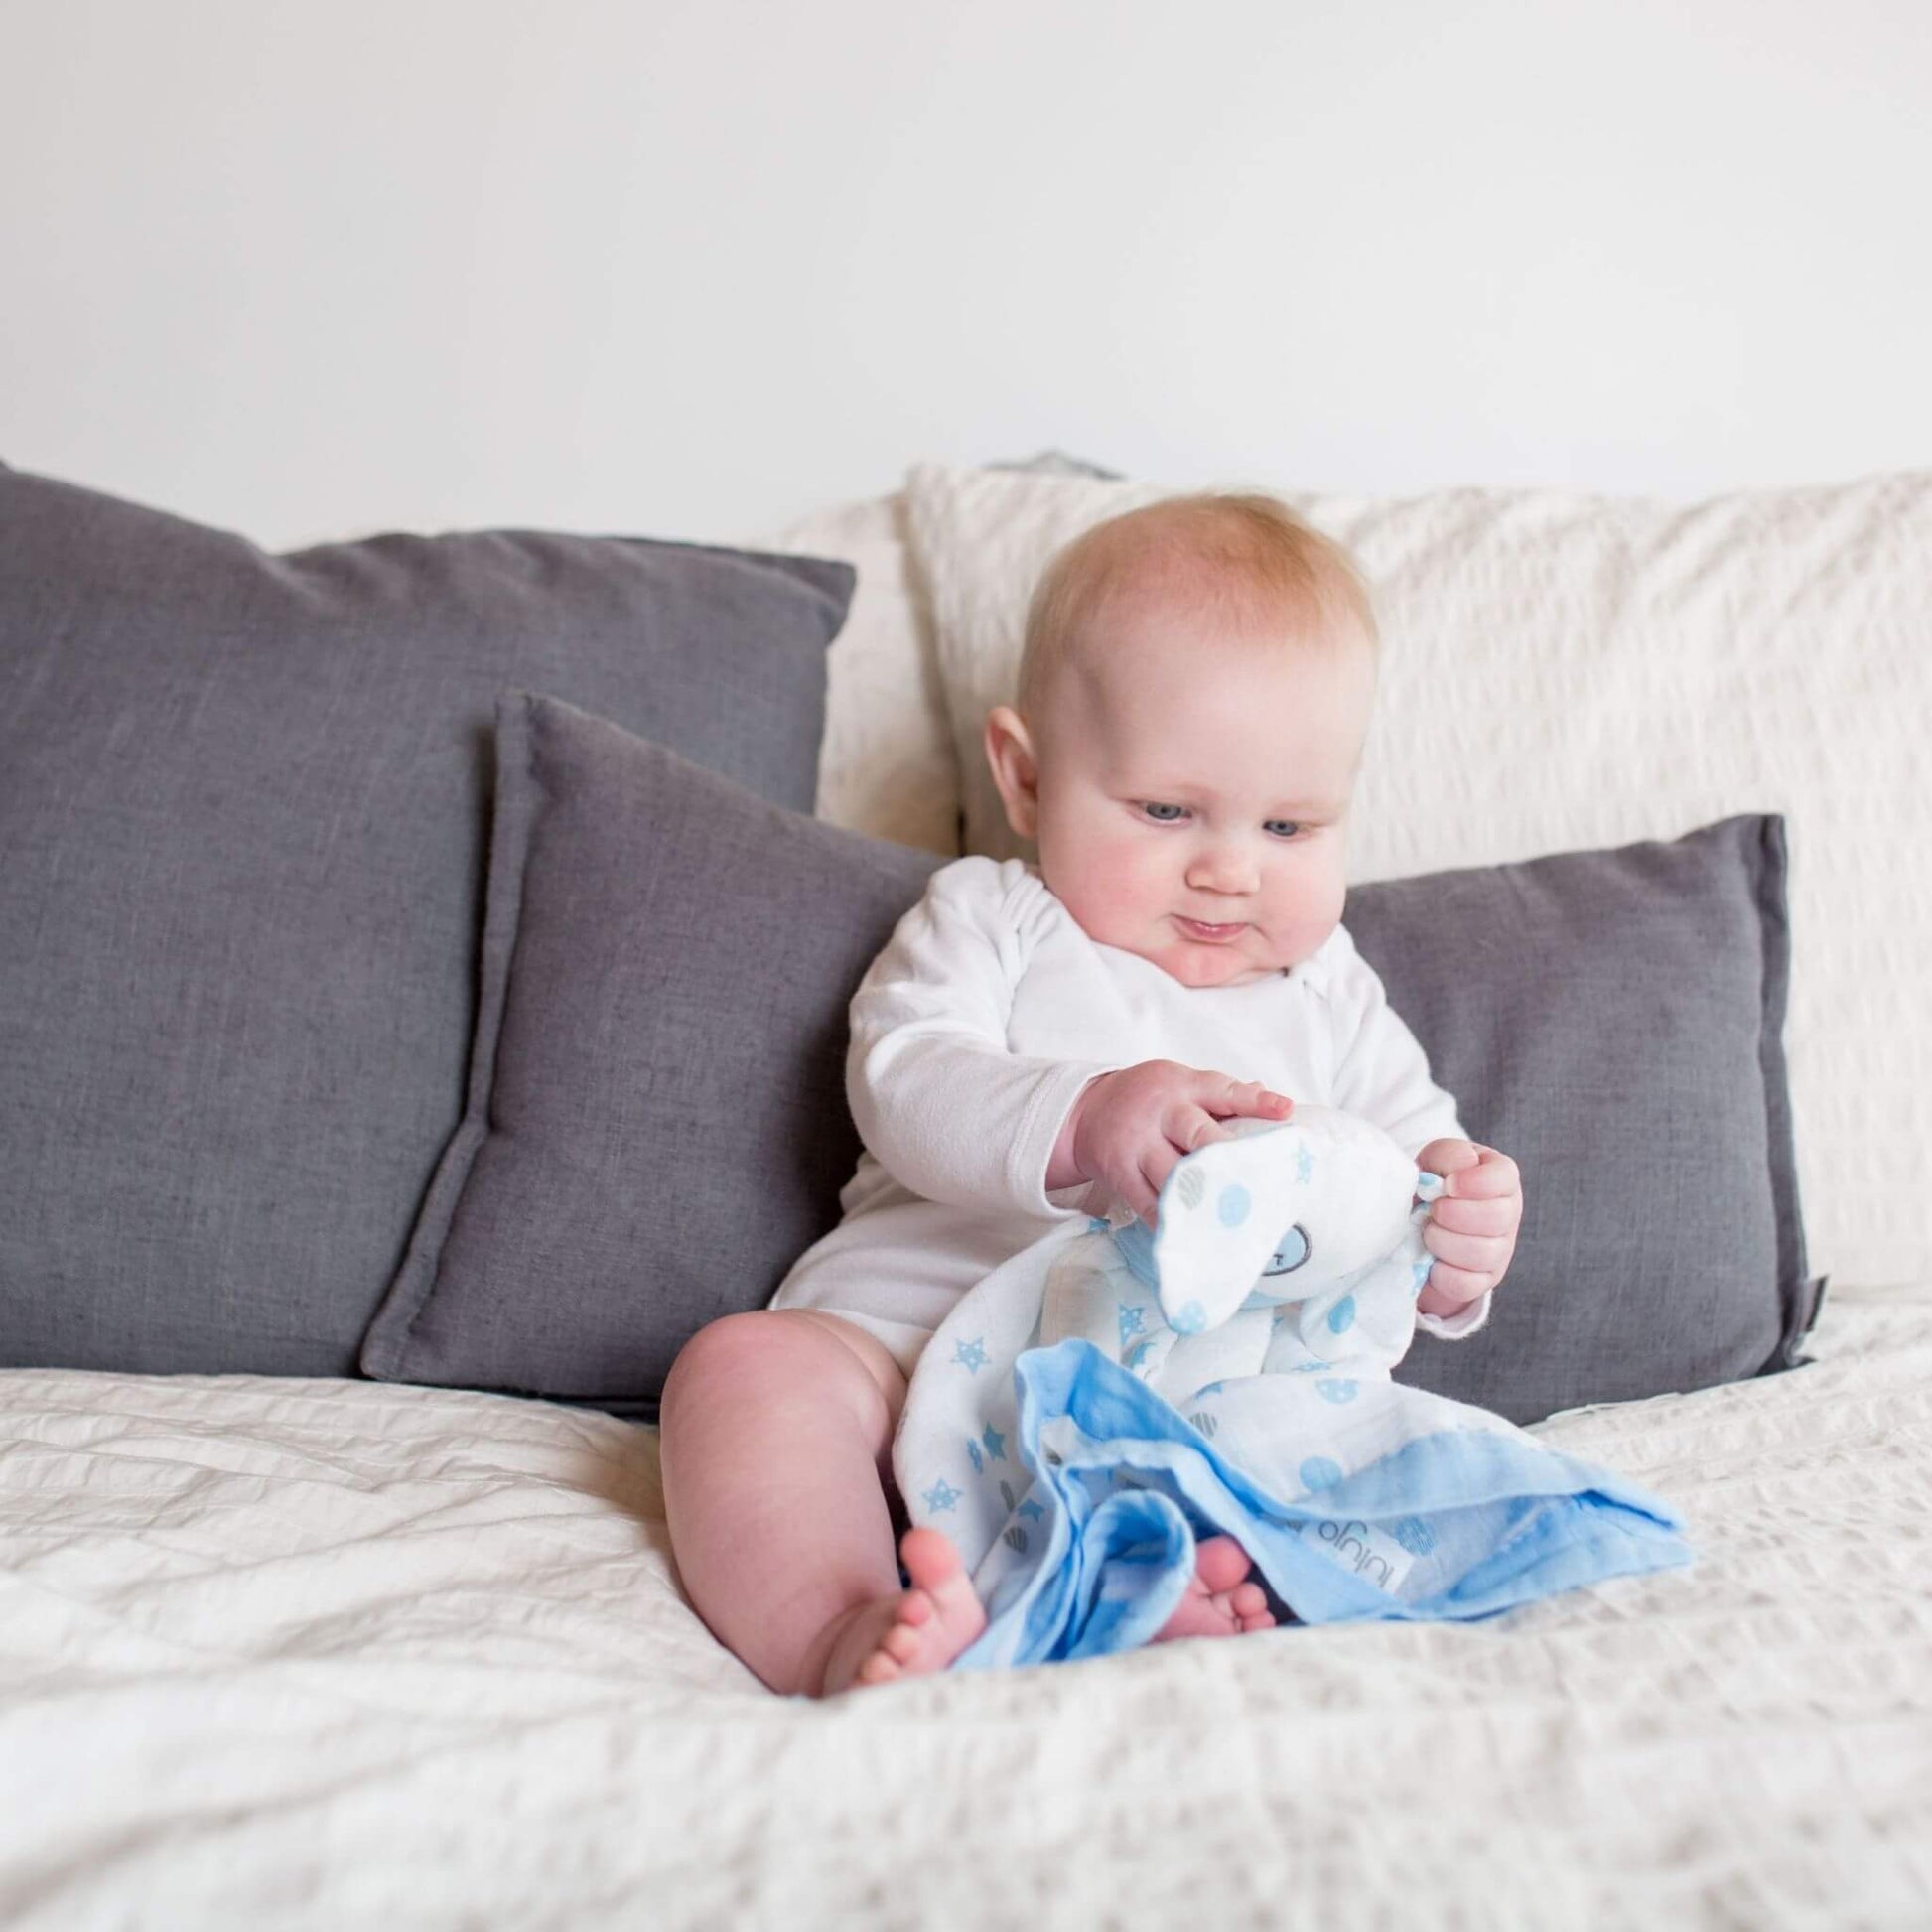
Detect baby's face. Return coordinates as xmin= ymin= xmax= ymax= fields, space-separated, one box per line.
xmin=1023 ymin=595 xmax=1375 ymax=989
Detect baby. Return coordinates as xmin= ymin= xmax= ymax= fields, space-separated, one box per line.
xmin=659 ymin=493 xmax=1524 ymax=1695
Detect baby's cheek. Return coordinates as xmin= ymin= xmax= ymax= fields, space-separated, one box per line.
xmin=1274 ymin=861 xmax=1346 ymax=955
xmin=1049 ymin=831 xmax=1164 ymax=937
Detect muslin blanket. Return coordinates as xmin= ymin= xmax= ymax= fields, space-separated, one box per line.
xmin=892 ymin=1110 xmax=1692 ymax=1670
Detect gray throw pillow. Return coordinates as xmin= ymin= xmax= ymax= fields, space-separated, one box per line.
xmin=357 ymin=693 xmax=942 ymax=1412
xmin=0 ymin=462 xmax=852 ymax=1379
xmin=1350 ymin=814 xmax=1821 ymax=1424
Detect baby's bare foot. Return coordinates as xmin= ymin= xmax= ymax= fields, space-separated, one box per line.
xmin=818 ymin=1527 xmax=989 ymax=1694
xmin=1152 ymin=1533 xmax=1277 ymax=1643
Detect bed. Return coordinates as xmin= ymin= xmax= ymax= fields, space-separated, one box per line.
xmin=5 ymin=1284 xmax=1928 ymax=1926
xmin=2 ymin=458 xmax=1928 ymax=1928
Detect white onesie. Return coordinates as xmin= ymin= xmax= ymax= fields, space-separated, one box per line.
xmin=768 ymin=856 xmax=1490 ymax=1374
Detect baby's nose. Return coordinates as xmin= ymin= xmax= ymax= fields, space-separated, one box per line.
xmin=1187 ymin=845 xmax=1260 ymax=894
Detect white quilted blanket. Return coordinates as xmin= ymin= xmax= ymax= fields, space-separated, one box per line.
xmin=4 ymin=1288 xmax=1928 ymax=1929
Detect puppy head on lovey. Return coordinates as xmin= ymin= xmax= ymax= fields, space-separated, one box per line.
xmin=1136 ymin=1106 xmax=1441 ymax=1335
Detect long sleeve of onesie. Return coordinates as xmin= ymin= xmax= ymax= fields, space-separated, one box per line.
xmin=846 ymin=858 xmax=1122 ymax=1220
xmin=1324 ymin=924 xmax=1492 ymax=1341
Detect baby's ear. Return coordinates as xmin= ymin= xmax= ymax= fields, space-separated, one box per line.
xmin=984 ymin=706 xmax=1040 ymax=839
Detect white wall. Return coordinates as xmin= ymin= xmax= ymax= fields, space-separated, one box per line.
xmin=3 ymin=0 xmax=1927 ymax=548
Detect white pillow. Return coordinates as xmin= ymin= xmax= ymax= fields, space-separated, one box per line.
xmin=903 ymin=460 xmax=1932 ymax=1291
xmin=765 ymin=493 xmax=959 ymax=857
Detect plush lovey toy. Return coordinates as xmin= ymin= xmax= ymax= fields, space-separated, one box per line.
xmin=1036 ymin=1105 xmax=1446 ymax=1406
xmin=894 ymin=1099 xmax=1691 ymax=1668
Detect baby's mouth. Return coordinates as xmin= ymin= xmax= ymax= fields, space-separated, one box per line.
xmin=1175 ymin=915 xmax=1246 ymax=942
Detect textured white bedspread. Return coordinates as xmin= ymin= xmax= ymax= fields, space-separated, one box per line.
xmin=3 ymin=1288 xmax=1928 ymax=1931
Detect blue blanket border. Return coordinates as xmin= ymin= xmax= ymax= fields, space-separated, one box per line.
xmin=954 ymin=1340 xmax=1694 ymax=1669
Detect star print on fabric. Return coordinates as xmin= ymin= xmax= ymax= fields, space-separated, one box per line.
xmin=1411 ymin=1258 xmax=1434 ymax=1298
xmin=921 ymin=1478 xmax=962 ymax=1513
xmin=1117 ymin=1304 xmax=1147 ymax=1343
xmin=981 ymin=1426 xmax=1007 ymax=1461
xmin=1394 ymin=1516 xmax=1438 ymax=1555
xmin=1017 ymin=1499 xmax=1045 ymax=1521
xmin=966 ymin=1440 xmax=984 ymax=1474
xmin=1297 ymin=1147 xmax=1315 ymax=1184
xmin=952 ymin=1337 xmax=989 ymax=1373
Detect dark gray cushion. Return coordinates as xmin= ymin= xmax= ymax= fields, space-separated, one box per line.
xmin=0 ymin=461 xmax=852 ymax=1378
xmin=1351 ymin=815 xmax=1822 ymax=1424
xmin=358 ymin=693 xmax=941 ymax=1412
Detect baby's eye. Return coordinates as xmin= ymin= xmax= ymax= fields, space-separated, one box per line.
xmin=1140 ymin=802 xmax=1187 ymax=823
xmin=1264 ymin=819 xmax=1304 ymax=839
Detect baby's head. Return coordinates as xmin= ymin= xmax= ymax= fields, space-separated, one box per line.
xmin=985 ymin=492 xmax=1378 ymax=990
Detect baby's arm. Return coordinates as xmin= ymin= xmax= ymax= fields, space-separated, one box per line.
xmin=847 ymin=859 xmax=1120 ymax=1217
xmin=854 ymin=862 xmax=1296 ymax=1224
xmin=1325 ymin=931 xmax=1522 ymax=1335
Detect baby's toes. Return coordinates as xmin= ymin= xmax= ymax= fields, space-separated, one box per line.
xmin=1228 ymin=1580 xmax=1269 ymax=1620
xmin=856 ymin=1650 xmax=901 ymax=1684
xmin=881 ymin=1613 xmax=928 ymax=1664
xmin=1192 ymin=1534 xmax=1252 ymax=1594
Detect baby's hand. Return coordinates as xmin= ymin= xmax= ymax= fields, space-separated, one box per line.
xmin=1414 ymin=1139 xmax=1523 ymax=1319
xmin=1059 ymin=1061 xmax=1294 ymax=1228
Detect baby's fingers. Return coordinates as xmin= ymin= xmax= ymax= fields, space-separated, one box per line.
xmin=1418 ymin=1261 xmax=1491 ymax=1316
xmin=1201 ymin=1076 xmax=1294 ymax=1122
xmin=1417 ymin=1137 xmax=1482 ymax=1180
xmin=1428 ymin=1193 xmax=1517 ymax=1238
xmin=1166 ymin=1103 xmax=1235 ymax=1156
xmin=1422 ymin=1222 xmax=1506 ymax=1278
xmin=1447 ymin=1148 xmax=1520 ymax=1201
xmin=1133 ymin=1146 xmax=1179 ymax=1227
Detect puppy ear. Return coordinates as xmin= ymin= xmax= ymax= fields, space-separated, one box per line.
xmin=1152 ymin=1123 xmax=1305 ymax=1333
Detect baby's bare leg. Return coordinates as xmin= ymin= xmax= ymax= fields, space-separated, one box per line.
xmin=659 ymin=1310 xmax=983 ymax=1695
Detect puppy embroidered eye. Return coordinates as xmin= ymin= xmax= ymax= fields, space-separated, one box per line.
xmin=1262 ymin=1225 xmax=1311 ymax=1276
